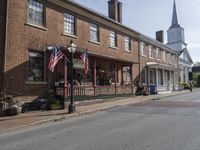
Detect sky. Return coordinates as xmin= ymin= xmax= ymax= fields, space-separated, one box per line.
xmin=74 ymin=0 xmax=200 ymax=63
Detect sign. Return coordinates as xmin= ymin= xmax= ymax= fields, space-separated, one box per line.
xmin=73 ymin=58 xmax=84 ymax=69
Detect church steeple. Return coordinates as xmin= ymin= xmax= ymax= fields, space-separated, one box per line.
xmin=167 ymin=0 xmax=186 ymax=51
xmin=170 ymin=0 xmax=180 ymax=28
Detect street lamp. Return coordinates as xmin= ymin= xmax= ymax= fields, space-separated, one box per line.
xmin=68 ymin=41 xmax=77 ymax=113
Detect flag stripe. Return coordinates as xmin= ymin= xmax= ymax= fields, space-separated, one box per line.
xmin=80 ymin=49 xmax=89 ymax=74
xmin=48 ymin=46 xmax=64 ymax=72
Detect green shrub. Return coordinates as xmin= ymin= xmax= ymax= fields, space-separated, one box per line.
xmin=179 ymin=83 xmax=190 ymax=89
xmin=50 ymin=100 xmax=63 ymax=110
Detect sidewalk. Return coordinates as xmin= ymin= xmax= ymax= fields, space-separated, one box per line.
xmin=0 ymin=89 xmax=194 ymax=133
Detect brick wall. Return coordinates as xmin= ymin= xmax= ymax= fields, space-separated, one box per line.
xmin=0 ymin=0 xmax=7 ymax=93
xmin=4 ymin=0 xmax=139 ymax=101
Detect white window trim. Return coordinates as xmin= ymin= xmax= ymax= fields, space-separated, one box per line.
xmin=140 ymin=42 xmax=146 ymax=57
xmin=124 ymin=36 xmax=131 ymax=52
xmin=141 ymin=68 xmax=147 ymax=84
xmin=149 ymin=45 xmax=154 ymax=59
xmin=156 ymin=48 xmax=161 ymax=60
xmin=90 ymin=23 xmax=99 ymax=43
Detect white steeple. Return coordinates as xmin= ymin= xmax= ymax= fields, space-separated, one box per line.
xmin=167 ymin=0 xmax=186 ymax=52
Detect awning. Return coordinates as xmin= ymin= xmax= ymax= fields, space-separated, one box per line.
xmin=146 ymin=62 xmax=178 ymax=71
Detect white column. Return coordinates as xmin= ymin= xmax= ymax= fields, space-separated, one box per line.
xmin=185 ymin=67 xmax=189 ymax=83
xmin=173 ymin=71 xmax=175 ymax=90
xmin=162 ymin=69 xmax=165 ymax=85
xmin=156 ymin=68 xmax=158 ymax=86
xmin=169 ymin=71 xmax=172 ymax=85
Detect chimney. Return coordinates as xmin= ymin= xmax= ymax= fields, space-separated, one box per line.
xmin=108 ymin=0 xmax=122 ymax=23
xmin=117 ymin=2 xmax=122 ymax=23
xmin=156 ymin=30 xmax=164 ymax=43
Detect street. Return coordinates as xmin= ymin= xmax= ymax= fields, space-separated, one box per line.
xmin=1 ymin=90 xmax=200 ymax=150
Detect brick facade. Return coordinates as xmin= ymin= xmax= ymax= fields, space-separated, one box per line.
xmin=0 ymin=0 xmax=179 ymax=100
xmin=2 ymin=0 xmax=139 ymax=101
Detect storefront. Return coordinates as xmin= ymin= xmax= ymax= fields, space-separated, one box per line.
xmin=54 ymin=52 xmax=137 ymax=97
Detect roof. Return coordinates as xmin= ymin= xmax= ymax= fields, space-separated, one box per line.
xmin=170 ymin=0 xmax=181 ymax=28
xmin=139 ymin=33 xmax=179 ymax=54
xmin=179 ymin=48 xmax=193 ymax=64
xmin=52 ymin=0 xmax=178 ymax=54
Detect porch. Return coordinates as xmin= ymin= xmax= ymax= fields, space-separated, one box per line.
xmin=144 ymin=62 xmax=179 ymax=93
xmin=53 ymin=55 xmax=138 ymax=98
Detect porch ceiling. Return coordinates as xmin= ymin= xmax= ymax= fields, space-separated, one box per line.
xmin=147 ymin=62 xmax=177 ymax=71
xmin=89 ymin=51 xmax=139 ymax=64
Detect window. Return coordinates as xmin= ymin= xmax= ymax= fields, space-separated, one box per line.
xmin=174 ymin=55 xmax=177 ymax=64
xmin=169 ymin=53 xmax=173 ymax=64
xmin=163 ymin=51 xmax=167 ymax=62
xmin=149 ymin=45 xmax=154 ymax=58
xmin=141 ymin=68 xmax=146 ymax=84
xmin=28 ymin=51 xmax=44 ymax=82
xmin=156 ymin=48 xmax=161 ymax=60
xmin=140 ymin=42 xmax=146 ymax=56
xmin=158 ymin=70 xmax=161 ymax=85
xmin=149 ymin=70 xmax=154 ymax=84
xmin=125 ymin=36 xmax=131 ymax=52
xmin=90 ymin=23 xmax=99 ymax=42
xmin=28 ymin=0 xmax=44 ymax=26
xmin=64 ymin=12 xmax=76 ymax=35
xmin=110 ymin=31 xmax=117 ymax=48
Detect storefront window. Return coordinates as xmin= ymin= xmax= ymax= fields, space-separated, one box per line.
xmin=96 ymin=62 xmax=116 ymax=86
xmin=28 ymin=51 xmax=44 ymax=82
xmin=141 ymin=68 xmax=146 ymax=84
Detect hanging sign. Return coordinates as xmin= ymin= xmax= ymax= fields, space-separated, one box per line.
xmin=73 ymin=58 xmax=84 ymax=69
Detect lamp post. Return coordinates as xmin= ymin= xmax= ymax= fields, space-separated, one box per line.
xmin=68 ymin=41 xmax=76 ymax=113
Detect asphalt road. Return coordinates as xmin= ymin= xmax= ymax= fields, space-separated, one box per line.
xmin=1 ymin=90 xmax=200 ymax=150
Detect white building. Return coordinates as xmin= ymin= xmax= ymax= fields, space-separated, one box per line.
xmin=167 ymin=0 xmax=193 ymax=83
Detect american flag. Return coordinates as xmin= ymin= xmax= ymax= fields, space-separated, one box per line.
xmin=48 ymin=46 xmax=64 ymax=72
xmin=80 ymin=49 xmax=89 ymax=74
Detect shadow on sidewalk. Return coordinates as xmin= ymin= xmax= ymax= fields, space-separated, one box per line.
xmin=0 ymin=111 xmax=68 ymax=122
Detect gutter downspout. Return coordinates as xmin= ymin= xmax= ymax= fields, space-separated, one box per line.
xmin=3 ymin=0 xmax=9 ymax=96
xmin=138 ymin=38 xmax=141 ymax=84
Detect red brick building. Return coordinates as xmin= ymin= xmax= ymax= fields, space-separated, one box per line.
xmin=0 ymin=0 xmax=179 ymax=101
xmin=0 ymin=0 xmax=141 ymax=101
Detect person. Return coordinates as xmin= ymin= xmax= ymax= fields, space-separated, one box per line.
xmin=135 ymin=81 xmax=143 ymax=95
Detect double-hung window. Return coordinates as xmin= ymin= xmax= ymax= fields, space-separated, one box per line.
xmin=125 ymin=36 xmax=131 ymax=52
xmin=64 ymin=12 xmax=76 ymax=35
xmin=28 ymin=0 xmax=44 ymax=26
xmin=163 ymin=51 xmax=167 ymax=62
xmin=110 ymin=31 xmax=117 ymax=48
xmin=157 ymin=48 xmax=161 ymax=60
xmin=174 ymin=55 xmax=177 ymax=64
xmin=28 ymin=51 xmax=44 ymax=82
xmin=141 ymin=68 xmax=147 ymax=84
xmin=149 ymin=45 xmax=154 ymax=59
xmin=140 ymin=42 xmax=146 ymax=56
xmin=90 ymin=23 xmax=99 ymax=42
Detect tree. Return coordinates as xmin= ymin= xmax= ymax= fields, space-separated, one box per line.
xmin=193 ymin=62 xmax=200 ymax=67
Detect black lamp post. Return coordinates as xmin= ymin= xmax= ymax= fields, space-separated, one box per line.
xmin=68 ymin=41 xmax=76 ymax=113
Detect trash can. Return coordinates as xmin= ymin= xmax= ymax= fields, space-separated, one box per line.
xmin=150 ymin=85 xmax=157 ymax=94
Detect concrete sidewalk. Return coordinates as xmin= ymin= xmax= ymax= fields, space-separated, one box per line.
xmin=0 ymin=89 xmax=194 ymax=134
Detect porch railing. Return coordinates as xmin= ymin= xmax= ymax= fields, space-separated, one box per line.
xmin=56 ymin=85 xmax=135 ymax=97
